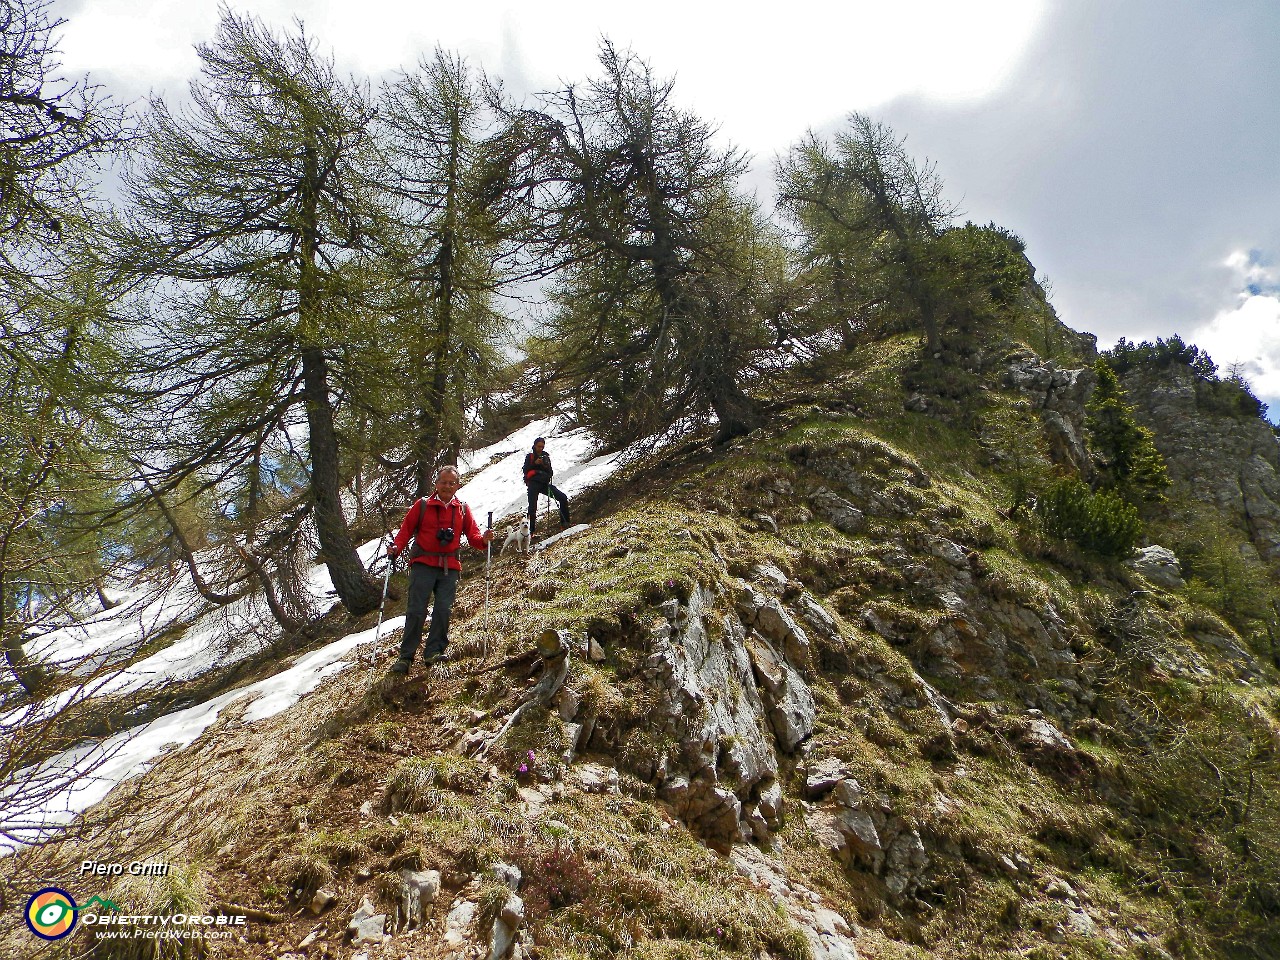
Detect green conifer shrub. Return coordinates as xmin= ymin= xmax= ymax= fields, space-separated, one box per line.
xmin=1086 ymin=359 xmax=1170 ymax=502
xmin=1035 ymin=476 xmax=1141 ymax=558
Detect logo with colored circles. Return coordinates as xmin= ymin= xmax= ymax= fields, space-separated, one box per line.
xmin=26 ymin=887 xmax=79 ymax=940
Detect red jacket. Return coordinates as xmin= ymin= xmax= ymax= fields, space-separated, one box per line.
xmin=391 ymin=494 xmax=486 ymax=571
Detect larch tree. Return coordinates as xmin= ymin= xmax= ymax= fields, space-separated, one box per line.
xmin=120 ymin=11 xmax=385 ymax=618
xmin=375 ymin=50 xmax=512 ymax=496
xmin=494 ymin=42 xmax=768 ymax=445
xmin=777 ymin=115 xmax=954 ymax=354
xmin=1 ymin=0 xmax=125 ymax=692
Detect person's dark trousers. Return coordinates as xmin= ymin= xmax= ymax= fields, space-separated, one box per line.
xmin=526 ymin=482 xmax=570 ymax=534
xmin=398 ymin=562 xmax=460 ymax=662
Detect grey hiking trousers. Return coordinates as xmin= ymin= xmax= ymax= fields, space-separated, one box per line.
xmin=398 ymin=562 xmax=460 ymax=662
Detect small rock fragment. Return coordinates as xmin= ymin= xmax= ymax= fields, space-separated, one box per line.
xmin=308 ymin=888 xmax=336 ymax=915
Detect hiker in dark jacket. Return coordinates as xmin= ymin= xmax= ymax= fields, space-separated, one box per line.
xmin=522 ymin=437 xmax=570 ymax=535
xmin=386 ymin=466 xmax=492 ymax=674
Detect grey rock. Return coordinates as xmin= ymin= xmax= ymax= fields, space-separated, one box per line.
xmin=1120 ymin=364 xmax=1280 ymax=561
xmin=836 ymin=808 xmax=884 ymax=871
xmin=1002 ymin=354 xmax=1096 ymax=472
xmin=308 ymin=888 xmax=336 ymax=915
xmin=730 ymin=845 xmax=861 ymax=960
xmin=737 ymin=582 xmax=811 ymax=665
xmin=349 ymin=896 xmax=375 ymax=924
xmin=348 ymin=912 xmax=386 ymax=945
xmin=860 ymin=606 xmax=899 ymax=642
xmin=805 ymin=758 xmax=848 ymax=799
xmin=490 ymin=863 xmax=521 ymax=892
xmin=746 ymin=635 xmax=815 ymax=752
xmin=795 ymin=593 xmax=840 ymax=643
xmin=500 ymin=892 xmax=525 ymax=928
xmin=752 ymin=563 xmax=790 ymax=590
xmin=298 ymin=927 xmax=323 ymax=948
xmin=753 ymin=512 xmax=779 ymax=533
xmin=392 ymin=869 xmax=440 ymax=932
xmin=1023 ymin=716 xmax=1074 ymax=754
xmin=555 ymin=687 xmax=580 ymax=721
xmin=442 ymin=898 xmax=478 ymax=948
xmin=925 ymin=536 xmax=969 ymax=568
xmin=883 ymin=828 xmax=929 ymax=898
xmin=758 ymin=780 xmax=784 ymax=827
xmin=1044 ymin=877 xmax=1077 ymax=900
xmin=641 ymin=586 xmax=779 ymax=848
xmin=576 ymin=762 xmax=620 ymax=794
xmin=810 ymin=487 xmax=867 ymax=535
xmin=1066 ymin=909 xmax=1097 ymax=937
xmin=562 ymin=722 xmax=583 ymax=764
xmin=1125 ymin=545 xmax=1184 ymax=588
xmin=489 ymin=918 xmax=517 ymax=960
xmin=831 ymin=779 xmax=864 ymax=809
xmin=808 ymin=809 xmax=850 ymax=860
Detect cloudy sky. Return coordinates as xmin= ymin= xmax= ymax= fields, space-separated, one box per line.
xmin=53 ymin=0 xmax=1280 ymax=412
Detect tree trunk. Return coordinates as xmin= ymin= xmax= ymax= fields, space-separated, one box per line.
xmin=415 ymin=116 xmax=463 ymax=495
xmin=297 ymin=143 xmax=379 ymax=617
xmin=1 ymin=579 xmax=47 ymax=695
xmin=709 ymin=371 xmax=761 ymax=442
xmin=93 ymin=579 xmax=118 ymax=612
xmin=1 ymin=641 xmax=46 ymax=696
xmin=301 ymin=345 xmax=380 ymax=616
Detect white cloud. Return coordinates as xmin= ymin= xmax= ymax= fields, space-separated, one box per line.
xmin=57 ymin=0 xmax=1048 ymax=156
xmin=1222 ymin=249 xmax=1280 ymax=296
xmin=1190 ymin=291 xmax=1280 ymax=401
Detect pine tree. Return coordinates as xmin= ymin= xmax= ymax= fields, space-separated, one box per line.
xmin=777 ymin=115 xmax=954 ymax=353
xmin=1 ymin=0 xmax=125 ymax=692
xmin=1087 ymin=359 xmax=1170 ymax=502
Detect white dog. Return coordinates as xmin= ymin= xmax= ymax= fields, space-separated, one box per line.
xmin=501 ymin=518 xmax=531 ymax=555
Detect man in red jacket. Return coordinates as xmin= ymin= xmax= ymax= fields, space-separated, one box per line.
xmin=386 ymin=466 xmax=493 ymax=674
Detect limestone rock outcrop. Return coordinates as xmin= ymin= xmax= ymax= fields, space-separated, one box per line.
xmin=582 ymin=579 xmax=823 ymax=850
xmin=1120 ymin=365 xmax=1280 ymax=561
xmin=998 ymin=345 xmax=1096 ymax=473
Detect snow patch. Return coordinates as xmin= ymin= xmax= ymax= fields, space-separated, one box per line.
xmin=0 ymin=617 xmax=405 ymax=854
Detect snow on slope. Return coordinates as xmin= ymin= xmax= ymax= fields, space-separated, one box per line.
xmin=455 ymin=416 xmax=619 ymax=526
xmin=18 ymin=417 xmax=609 ymax=689
xmin=2 ymin=416 xmax=622 ymax=852
xmin=0 ymin=617 xmax=406 ymax=853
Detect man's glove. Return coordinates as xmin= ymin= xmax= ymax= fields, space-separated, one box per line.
xmin=387 ymin=544 xmax=402 ymax=560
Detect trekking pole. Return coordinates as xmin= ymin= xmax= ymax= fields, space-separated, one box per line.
xmin=369 ymin=540 xmax=394 ymax=669
xmin=483 ymin=511 xmax=493 ymax=659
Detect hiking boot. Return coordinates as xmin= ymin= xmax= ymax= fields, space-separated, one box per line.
xmin=389 ymin=657 xmax=412 ymax=675
xmin=422 ymin=650 xmax=447 ymax=667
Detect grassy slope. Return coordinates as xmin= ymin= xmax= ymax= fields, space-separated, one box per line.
xmin=9 ymin=330 xmax=1280 ymax=960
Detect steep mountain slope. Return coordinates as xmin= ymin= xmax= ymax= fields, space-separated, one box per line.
xmin=5 ymin=330 xmax=1280 ymax=960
